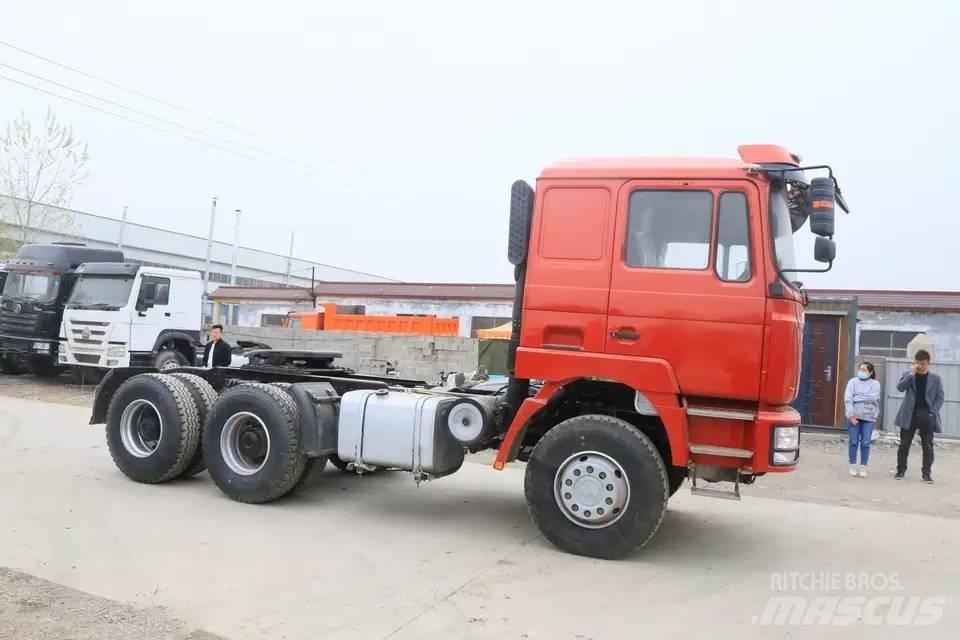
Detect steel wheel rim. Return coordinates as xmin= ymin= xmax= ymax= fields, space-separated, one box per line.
xmin=220 ymin=411 xmax=271 ymax=476
xmin=159 ymin=358 xmax=180 ymax=371
xmin=554 ymin=451 xmax=630 ymax=529
xmin=119 ymin=399 xmax=162 ymax=458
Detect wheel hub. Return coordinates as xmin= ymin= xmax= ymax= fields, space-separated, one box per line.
xmin=554 ymin=451 xmax=630 ymax=529
xmin=138 ymin=416 xmax=161 ymax=443
xmin=119 ymin=399 xmax=162 ymax=458
xmin=220 ymin=412 xmax=271 ymax=476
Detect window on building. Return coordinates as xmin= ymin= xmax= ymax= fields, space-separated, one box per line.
xmin=626 ymin=190 xmax=713 ymax=269
xmin=714 ymin=192 xmax=752 ymax=282
xmin=260 ymin=313 xmax=286 ymax=327
xmin=471 ymin=316 xmax=511 ymax=338
xmin=859 ymin=330 xmax=918 ymax=358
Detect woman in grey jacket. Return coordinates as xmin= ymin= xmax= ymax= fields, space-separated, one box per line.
xmin=844 ymin=361 xmax=881 ymax=477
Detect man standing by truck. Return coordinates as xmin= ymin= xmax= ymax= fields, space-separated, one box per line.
xmin=203 ymin=325 xmax=232 ymax=368
xmin=895 ymin=350 xmax=943 ymax=483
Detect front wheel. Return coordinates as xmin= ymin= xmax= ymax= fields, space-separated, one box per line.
xmin=0 ymin=355 xmax=27 ymax=375
xmin=25 ymin=355 xmax=60 ymax=378
xmin=524 ymin=414 xmax=669 ymax=559
xmin=154 ymin=350 xmax=188 ymax=371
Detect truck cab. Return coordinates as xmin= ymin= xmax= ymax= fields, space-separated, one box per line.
xmin=60 ymin=263 xmax=203 ymax=372
xmin=0 ymin=243 xmax=124 ymax=376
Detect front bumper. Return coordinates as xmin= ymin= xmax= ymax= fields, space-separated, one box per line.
xmin=0 ymin=334 xmax=58 ymax=357
xmin=59 ymin=342 xmax=130 ymax=368
xmin=752 ymin=406 xmax=801 ymax=473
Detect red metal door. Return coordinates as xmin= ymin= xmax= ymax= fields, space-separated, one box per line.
xmin=799 ymin=315 xmax=840 ymax=426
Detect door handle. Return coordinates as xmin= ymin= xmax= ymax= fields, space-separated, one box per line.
xmin=164 ymin=312 xmax=171 ymax=317
xmin=610 ymin=329 xmax=640 ymax=341
xmin=824 ymin=366 xmax=833 ymax=382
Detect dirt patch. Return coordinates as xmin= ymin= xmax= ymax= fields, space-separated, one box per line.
xmin=0 ymin=567 xmax=226 ymax=640
xmin=0 ymin=374 xmax=95 ymax=408
xmin=741 ymin=433 xmax=960 ymax=519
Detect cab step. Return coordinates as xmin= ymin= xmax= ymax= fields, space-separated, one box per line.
xmin=689 ymin=463 xmax=742 ymax=501
xmin=688 ymin=444 xmax=754 ymax=459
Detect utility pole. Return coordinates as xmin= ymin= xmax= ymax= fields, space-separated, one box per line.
xmin=118 ymin=205 xmax=128 ymax=250
xmin=202 ymin=197 xmax=217 ymax=299
xmin=310 ymin=266 xmax=316 ymax=308
xmin=231 ymin=209 xmax=241 ymax=286
xmin=285 ymin=231 xmax=295 ymax=286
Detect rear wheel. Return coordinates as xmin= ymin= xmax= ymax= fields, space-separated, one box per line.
xmin=0 ymin=355 xmax=27 ymax=375
xmin=203 ymin=383 xmax=307 ymax=503
xmin=105 ymin=373 xmax=201 ymax=483
xmin=25 ymin=355 xmax=60 ymax=377
xmin=154 ymin=349 xmax=188 ymax=371
xmin=169 ymin=373 xmax=218 ymax=478
xmin=524 ymin=414 xmax=669 ymax=559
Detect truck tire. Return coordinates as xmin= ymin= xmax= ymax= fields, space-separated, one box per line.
xmin=203 ymin=383 xmax=308 ymax=503
xmin=291 ymin=456 xmax=328 ymax=493
xmin=169 ymin=373 xmax=219 ymax=478
xmin=0 ymin=355 xmax=27 ymax=375
xmin=25 ymin=355 xmax=60 ymax=378
xmin=154 ymin=349 xmax=188 ymax=371
xmin=105 ymin=373 xmax=201 ymax=483
xmin=524 ymin=414 xmax=669 ymax=559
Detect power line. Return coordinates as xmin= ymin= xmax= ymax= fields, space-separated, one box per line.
xmin=0 ymin=73 xmax=437 ymax=198
xmin=0 ymin=39 xmax=264 ymax=140
xmin=0 ymin=39 xmax=445 ymax=190
xmin=0 ymin=63 xmax=326 ymax=171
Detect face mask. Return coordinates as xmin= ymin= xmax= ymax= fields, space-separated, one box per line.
xmin=857 ymin=371 xmax=870 ymax=381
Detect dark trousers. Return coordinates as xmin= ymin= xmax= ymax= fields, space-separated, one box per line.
xmin=897 ymin=410 xmax=935 ymax=476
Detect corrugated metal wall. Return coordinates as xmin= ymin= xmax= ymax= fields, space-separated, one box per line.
xmin=882 ymin=358 xmax=960 ymax=439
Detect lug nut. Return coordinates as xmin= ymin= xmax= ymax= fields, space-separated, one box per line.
xmin=564 ymin=492 xmax=572 ymax=500
xmin=574 ymin=469 xmax=581 ymax=476
xmin=606 ymin=484 xmax=614 ymax=491
xmin=571 ymin=505 xmax=579 ymax=512
xmin=605 ymin=497 xmax=613 ymax=505
xmin=584 ymin=510 xmax=592 ymax=517
xmin=599 ymin=472 xmax=606 ymax=479
xmin=586 ymin=466 xmax=594 ymax=473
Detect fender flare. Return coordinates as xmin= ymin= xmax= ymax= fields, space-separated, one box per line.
xmin=494 ymin=348 xmax=689 ymax=468
xmin=152 ymin=330 xmax=201 ymax=359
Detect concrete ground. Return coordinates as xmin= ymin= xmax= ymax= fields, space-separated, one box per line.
xmin=1 ymin=394 xmax=959 ymax=639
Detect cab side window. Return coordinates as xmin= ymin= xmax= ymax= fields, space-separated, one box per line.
xmin=141 ymin=276 xmax=170 ymax=306
xmin=714 ymin=192 xmax=752 ymax=282
xmin=626 ymin=191 xmax=713 ymax=269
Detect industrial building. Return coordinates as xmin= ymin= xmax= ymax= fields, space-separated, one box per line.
xmin=0 ymin=195 xmax=394 ymax=293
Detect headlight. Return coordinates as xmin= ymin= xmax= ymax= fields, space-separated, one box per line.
xmin=773 ymin=450 xmax=799 ymax=465
xmin=774 ymin=426 xmax=800 ymax=450
xmin=107 ymin=345 xmax=127 ymax=357
xmin=32 ymin=342 xmax=49 ymax=351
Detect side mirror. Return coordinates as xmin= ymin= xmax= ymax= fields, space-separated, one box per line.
xmin=808 ymin=177 xmax=836 ymax=237
xmin=814 ymin=237 xmax=836 ymax=263
xmin=507 ymin=180 xmax=535 ymax=267
xmin=137 ymin=283 xmax=157 ymax=312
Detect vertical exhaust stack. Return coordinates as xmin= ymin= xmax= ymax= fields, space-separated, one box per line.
xmin=501 ymin=180 xmax=535 ymax=421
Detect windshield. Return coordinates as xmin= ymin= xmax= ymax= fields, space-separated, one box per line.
xmin=67 ymin=276 xmax=135 ymax=310
xmin=2 ymin=271 xmax=60 ymax=303
xmin=770 ymin=187 xmax=798 ymax=273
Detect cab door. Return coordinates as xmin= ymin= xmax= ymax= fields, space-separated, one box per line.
xmin=605 ymin=180 xmax=766 ymax=401
xmin=130 ymin=275 xmax=172 ymax=352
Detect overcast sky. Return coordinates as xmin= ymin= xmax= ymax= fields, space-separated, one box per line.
xmin=1 ymin=1 xmax=957 ymax=287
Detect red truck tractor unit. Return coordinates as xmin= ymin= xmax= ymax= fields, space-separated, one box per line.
xmin=90 ymin=145 xmax=848 ymax=559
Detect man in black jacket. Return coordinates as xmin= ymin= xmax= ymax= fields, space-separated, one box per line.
xmin=202 ymin=324 xmax=233 ymax=368
xmin=895 ymin=350 xmax=944 ymax=483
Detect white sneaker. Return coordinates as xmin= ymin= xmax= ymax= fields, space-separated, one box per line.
xmin=858 ymin=466 xmax=867 ymax=478
xmin=849 ymin=465 xmax=858 ymax=477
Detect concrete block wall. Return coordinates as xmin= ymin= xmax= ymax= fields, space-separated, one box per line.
xmin=223 ymin=325 xmax=478 ymax=383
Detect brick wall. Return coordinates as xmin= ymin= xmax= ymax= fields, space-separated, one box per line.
xmin=223 ymin=325 xmax=478 ymax=383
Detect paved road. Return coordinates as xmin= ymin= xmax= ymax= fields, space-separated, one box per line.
xmin=1 ymin=397 xmax=958 ymax=639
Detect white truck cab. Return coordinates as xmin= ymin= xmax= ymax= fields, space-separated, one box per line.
xmin=60 ymin=263 xmax=203 ymax=371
